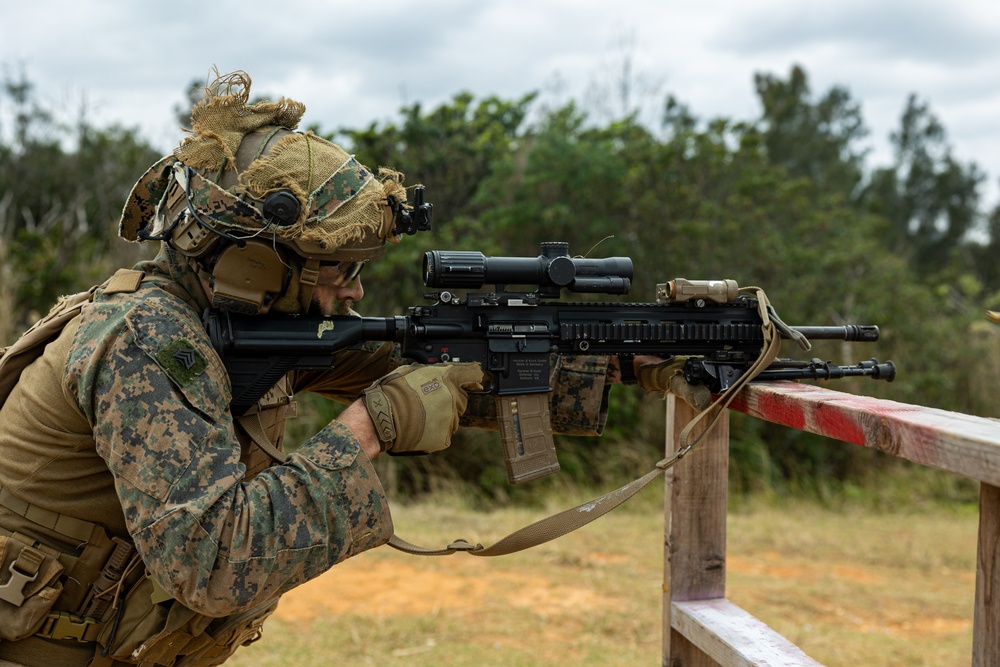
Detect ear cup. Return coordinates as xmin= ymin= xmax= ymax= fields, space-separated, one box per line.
xmin=210 ymin=240 xmax=288 ymax=314
xmin=263 ymin=190 xmax=301 ymax=227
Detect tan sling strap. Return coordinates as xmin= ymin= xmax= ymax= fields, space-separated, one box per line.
xmin=234 ymin=414 xmax=289 ymax=464
xmin=388 ymin=286 xmax=808 ymax=558
xmin=387 ymin=460 xmax=670 ymax=557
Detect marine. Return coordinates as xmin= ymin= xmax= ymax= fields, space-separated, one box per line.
xmin=0 ymin=71 xmax=666 ymax=666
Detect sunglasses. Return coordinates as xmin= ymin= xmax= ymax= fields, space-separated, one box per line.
xmin=331 ymin=260 xmax=366 ymax=285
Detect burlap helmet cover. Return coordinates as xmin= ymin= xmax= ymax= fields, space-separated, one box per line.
xmin=120 ymin=71 xmax=405 ymax=261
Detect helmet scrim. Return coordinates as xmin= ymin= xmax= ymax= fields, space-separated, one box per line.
xmin=120 ymin=70 xmax=406 ymax=262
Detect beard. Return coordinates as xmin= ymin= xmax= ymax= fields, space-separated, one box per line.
xmin=308 ymin=298 xmax=356 ymax=317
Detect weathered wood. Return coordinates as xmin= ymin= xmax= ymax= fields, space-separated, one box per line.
xmin=664 ymin=394 xmax=729 ymax=666
xmin=730 ymin=382 xmax=1000 ymax=485
xmin=974 ymin=483 xmax=1000 ymax=667
xmin=667 ymin=634 xmax=719 ymax=667
xmin=662 ymin=383 xmax=997 ymax=666
xmin=672 ymin=599 xmax=825 ymax=667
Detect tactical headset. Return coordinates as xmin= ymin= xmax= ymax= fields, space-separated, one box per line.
xmin=143 ymin=163 xmax=430 ymax=316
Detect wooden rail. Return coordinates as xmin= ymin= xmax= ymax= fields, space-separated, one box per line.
xmin=662 ymin=383 xmax=1000 ymax=666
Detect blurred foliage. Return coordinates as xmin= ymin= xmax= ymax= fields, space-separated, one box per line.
xmin=0 ymin=65 xmax=160 ymax=327
xmin=2 ymin=63 xmax=998 ymax=504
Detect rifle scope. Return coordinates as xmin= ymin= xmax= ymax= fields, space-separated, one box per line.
xmin=423 ymin=242 xmax=634 ymax=294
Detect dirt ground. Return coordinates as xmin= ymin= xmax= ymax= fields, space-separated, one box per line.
xmin=271 ymin=550 xmax=973 ymax=641
xmin=271 ymin=556 xmax=625 ymax=622
xmin=239 ymin=501 xmax=977 ymax=666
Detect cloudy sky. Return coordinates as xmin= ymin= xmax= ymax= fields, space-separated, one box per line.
xmin=2 ymin=0 xmax=999 ymax=206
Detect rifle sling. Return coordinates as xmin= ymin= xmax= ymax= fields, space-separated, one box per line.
xmin=235 ymin=413 xmax=289 ymax=464
xmin=387 ymin=285 xmax=788 ymax=558
xmin=388 ymin=460 xmax=670 ymax=557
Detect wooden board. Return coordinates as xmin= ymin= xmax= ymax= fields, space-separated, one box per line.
xmin=672 ymin=599 xmax=824 ymax=667
xmin=664 ymin=394 xmax=729 ymax=665
xmin=730 ymin=382 xmax=1000 ymax=485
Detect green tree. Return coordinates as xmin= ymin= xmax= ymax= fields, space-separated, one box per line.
xmin=970 ymin=199 xmax=1000 ymax=297
xmin=0 ymin=66 xmax=160 ymax=330
xmin=753 ymin=65 xmax=869 ymax=200
xmin=338 ymin=91 xmax=536 ymax=222
xmin=475 ymin=102 xmax=639 ymax=257
xmin=864 ymin=94 xmax=984 ymax=271
xmin=333 ymin=92 xmax=538 ymax=316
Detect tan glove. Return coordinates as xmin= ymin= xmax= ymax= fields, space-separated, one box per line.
xmin=637 ymin=357 xmax=712 ymax=411
xmin=362 ymin=363 xmax=484 ymax=454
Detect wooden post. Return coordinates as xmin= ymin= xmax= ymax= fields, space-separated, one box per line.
xmin=974 ymin=482 xmax=1000 ymax=666
xmin=664 ymin=394 xmax=730 ymax=666
xmin=656 ymin=382 xmax=1000 ymax=666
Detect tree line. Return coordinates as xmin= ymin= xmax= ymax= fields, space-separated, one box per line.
xmin=2 ymin=64 xmax=996 ymax=501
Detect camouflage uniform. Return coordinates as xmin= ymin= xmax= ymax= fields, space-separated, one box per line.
xmin=0 ymin=70 xmax=613 ymax=665
xmin=0 ymin=245 xmax=612 ymax=666
xmin=0 ymin=245 xmax=395 ymax=664
xmin=73 ymin=251 xmax=394 ymax=611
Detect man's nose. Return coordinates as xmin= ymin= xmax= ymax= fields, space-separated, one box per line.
xmin=336 ymin=277 xmax=364 ymax=302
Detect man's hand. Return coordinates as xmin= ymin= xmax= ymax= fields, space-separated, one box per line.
xmin=636 ymin=356 xmax=712 ymax=411
xmin=362 ymin=363 xmax=484 ymax=454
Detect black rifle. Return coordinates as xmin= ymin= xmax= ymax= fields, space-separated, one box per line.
xmin=205 ymin=242 xmax=894 ymax=484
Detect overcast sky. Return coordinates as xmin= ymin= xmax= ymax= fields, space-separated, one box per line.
xmin=2 ymin=0 xmax=999 ymax=207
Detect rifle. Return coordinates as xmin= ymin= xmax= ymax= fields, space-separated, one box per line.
xmin=205 ymin=242 xmax=895 ymax=484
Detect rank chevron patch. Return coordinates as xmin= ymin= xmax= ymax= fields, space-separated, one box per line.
xmin=156 ymin=338 xmax=208 ymax=385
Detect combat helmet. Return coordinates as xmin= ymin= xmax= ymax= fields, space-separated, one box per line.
xmin=119 ymin=71 xmax=430 ymax=315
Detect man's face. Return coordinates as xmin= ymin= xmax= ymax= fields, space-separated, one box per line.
xmin=310 ymin=261 xmax=366 ymax=316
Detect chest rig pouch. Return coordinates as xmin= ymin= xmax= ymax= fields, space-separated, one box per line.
xmin=0 ymin=269 xmax=292 ymax=665
xmin=91 ymin=574 xmax=277 ymax=667
xmin=0 ymin=277 xmax=109 ymax=647
xmin=0 ymin=532 xmax=66 ymax=641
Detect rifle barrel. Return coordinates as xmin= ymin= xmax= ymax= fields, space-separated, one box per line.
xmin=791 ymin=325 xmax=879 ymax=342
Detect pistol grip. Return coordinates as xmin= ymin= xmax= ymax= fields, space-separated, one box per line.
xmin=495 ymin=393 xmax=560 ymax=484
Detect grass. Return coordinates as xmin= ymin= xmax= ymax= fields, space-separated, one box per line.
xmin=725 ymin=498 xmax=977 ymax=666
xmin=226 ymin=486 xmax=978 ymax=666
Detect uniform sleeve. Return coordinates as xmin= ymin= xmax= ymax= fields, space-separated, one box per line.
xmin=66 ymin=295 xmax=393 ymax=617
xmin=461 ymin=354 xmax=611 ymax=435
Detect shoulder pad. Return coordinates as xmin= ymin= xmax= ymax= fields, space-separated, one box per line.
xmin=103 ymin=269 xmax=146 ymax=294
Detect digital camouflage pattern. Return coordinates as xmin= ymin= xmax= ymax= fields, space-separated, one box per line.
xmin=461 ymin=354 xmax=611 ymax=434
xmin=547 ymin=354 xmax=611 ymax=434
xmin=117 ymin=157 xmax=176 ymax=242
xmin=307 ymin=156 xmax=377 ymax=223
xmin=58 ymin=250 xmax=394 ymax=616
xmin=0 ymin=241 xmax=612 ymax=665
